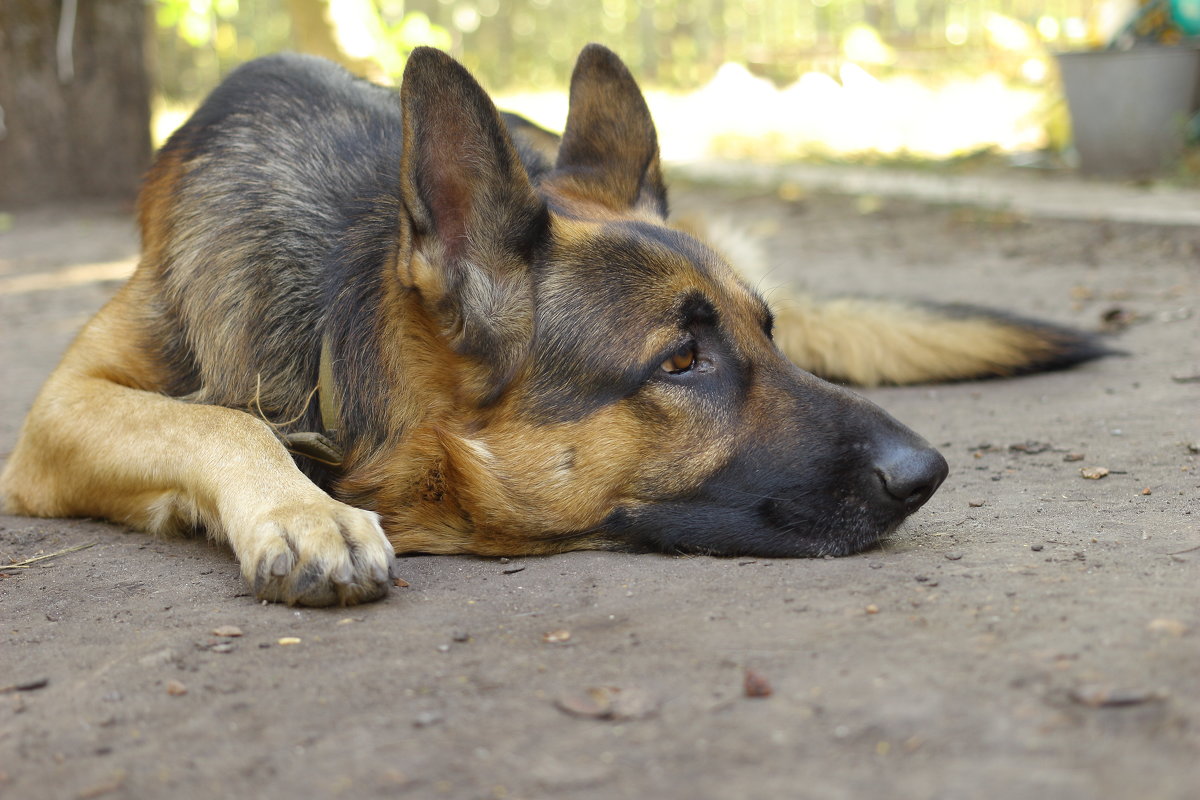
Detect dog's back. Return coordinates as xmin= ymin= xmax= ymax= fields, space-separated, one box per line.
xmin=138 ymin=54 xmax=403 ymax=421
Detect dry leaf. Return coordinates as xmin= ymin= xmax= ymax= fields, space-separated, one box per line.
xmin=555 ymin=686 xmax=660 ymax=720
xmin=1147 ymin=618 xmax=1187 ymax=637
xmin=1080 ymin=467 xmax=1110 ymax=480
xmin=743 ymin=668 xmax=773 ymax=698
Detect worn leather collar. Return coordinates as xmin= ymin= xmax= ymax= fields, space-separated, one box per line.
xmin=279 ymin=335 xmax=344 ymax=467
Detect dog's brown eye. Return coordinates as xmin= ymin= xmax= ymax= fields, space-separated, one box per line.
xmin=661 ymin=343 xmax=696 ymax=374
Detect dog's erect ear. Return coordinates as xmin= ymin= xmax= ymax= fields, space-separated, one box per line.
xmin=555 ymin=44 xmax=667 ymax=217
xmin=399 ymin=47 xmax=548 ymax=404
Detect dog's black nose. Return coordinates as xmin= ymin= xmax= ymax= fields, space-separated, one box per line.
xmin=874 ymin=444 xmax=948 ymax=511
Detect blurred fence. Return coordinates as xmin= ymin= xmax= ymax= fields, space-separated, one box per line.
xmin=416 ymin=0 xmax=1092 ymax=87
xmin=155 ymin=0 xmax=1103 ymax=101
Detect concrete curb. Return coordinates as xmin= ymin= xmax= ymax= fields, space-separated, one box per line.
xmin=672 ymin=160 xmax=1200 ymax=227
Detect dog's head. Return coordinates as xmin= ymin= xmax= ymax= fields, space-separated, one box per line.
xmin=371 ymin=44 xmax=947 ymax=557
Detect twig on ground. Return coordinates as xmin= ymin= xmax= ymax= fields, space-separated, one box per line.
xmin=2 ymin=541 xmax=97 ymax=572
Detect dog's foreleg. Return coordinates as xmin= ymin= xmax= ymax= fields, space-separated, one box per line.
xmin=1 ymin=346 xmax=395 ymax=606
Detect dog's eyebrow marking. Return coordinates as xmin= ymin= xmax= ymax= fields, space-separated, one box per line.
xmin=677 ymin=291 xmax=719 ymax=328
xmin=612 ymin=221 xmax=774 ymax=336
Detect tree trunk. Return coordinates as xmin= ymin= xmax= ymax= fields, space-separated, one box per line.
xmin=0 ymin=0 xmax=152 ymax=207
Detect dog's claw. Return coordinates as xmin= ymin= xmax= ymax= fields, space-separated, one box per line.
xmin=331 ymin=561 xmax=354 ymax=586
xmin=269 ymin=552 xmax=292 ymax=577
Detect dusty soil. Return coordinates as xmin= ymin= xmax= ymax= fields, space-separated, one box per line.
xmin=1 ymin=181 xmax=1198 ymax=800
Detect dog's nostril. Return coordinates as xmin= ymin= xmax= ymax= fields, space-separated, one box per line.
xmin=875 ymin=446 xmax=949 ymax=510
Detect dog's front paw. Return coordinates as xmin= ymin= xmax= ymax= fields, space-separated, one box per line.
xmin=241 ymin=498 xmax=396 ymax=606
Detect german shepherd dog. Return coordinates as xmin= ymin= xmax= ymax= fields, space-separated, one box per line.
xmin=0 ymin=45 xmax=1106 ymax=606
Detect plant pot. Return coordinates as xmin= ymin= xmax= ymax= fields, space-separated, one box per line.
xmin=1056 ymin=46 xmax=1200 ymax=177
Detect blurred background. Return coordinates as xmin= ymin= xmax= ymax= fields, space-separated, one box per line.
xmin=2 ymin=0 xmax=1199 ymax=205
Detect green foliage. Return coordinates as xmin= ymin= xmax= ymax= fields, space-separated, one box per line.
xmin=156 ymin=0 xmax=239 ymax=48
xmin=151 ymin=1 xmax=1089 ymax=100
xmin=153 ymin=0 xmax=452 ymax=99
xmin=391 ymin=11 xmax=452 ymax=52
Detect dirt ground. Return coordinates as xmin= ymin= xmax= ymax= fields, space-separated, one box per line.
xmin=1 ymin=177 xmax=1198 ymax=800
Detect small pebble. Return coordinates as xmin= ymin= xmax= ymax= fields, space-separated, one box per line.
xmin=968 ymin=500 xmax=985 ymax=508
xmin=542 ymin=630 xmax=572 ymax=644
xmin=945 ymin=552 xmax=964 ymax=561
xmin=1141 ymin=487 xmax=1152 ymax=496
xmin=1080 ymin=466 xmax=1110 ymax=480
xmin=165 ymin=680 xmax=187 ymax=696
xmin=865 ymin=604 xmax=880 ymax=615
xmin=413 ymin=711 xmax=444 ymax=728
xmin=1031 ymin=544 xmax=1044 ymax=552
xmin=743 ymin=668 xmax=773 ymax=698
xmin=1063 ymin=453 xmax=1085 ymax=462
xmin=210 ymin=642 xmax=235 ymax=654
xmin=451 ymin=631 xmax=470 ymax=643
xmin=277 ymin=637 xmax=301 ymax=646
xmin=211 ymin=625 xmax=243 ymax=638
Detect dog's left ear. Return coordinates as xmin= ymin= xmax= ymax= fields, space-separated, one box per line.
xmin=555 ymin=44 xmax=668 ymax=217
xmin=399 ymin=47 xmax=548 ymax=405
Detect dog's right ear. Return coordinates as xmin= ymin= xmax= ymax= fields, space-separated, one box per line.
xmin=398 ymin=47 xmax=548 ymax=404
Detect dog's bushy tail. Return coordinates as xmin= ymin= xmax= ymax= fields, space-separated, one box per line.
xmin=687 ymin=215 xmax=1115 ymax=386
xmin=770 ymin=294 xmax=1114 ymax=386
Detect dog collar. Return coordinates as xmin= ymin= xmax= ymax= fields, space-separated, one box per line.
xmin=318 ymin=334 xmax=342 ymax=434
xmin=278 ymin=336 xmax=344 ymax=467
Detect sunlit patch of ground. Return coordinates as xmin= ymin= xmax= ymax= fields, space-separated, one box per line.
xmin=153 ymin=62 xmax=1053 ymax=164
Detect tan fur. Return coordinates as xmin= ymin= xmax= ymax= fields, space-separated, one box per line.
xmin=330 ymin=195 xmax=762 ymax=557
xmin=771 ymin=296 xmax=1056 ymax=386
xmin=0 ymin=46 xmax=1093 ymax=606
xmin=2 ymin=211 xmax=394 ymax=609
